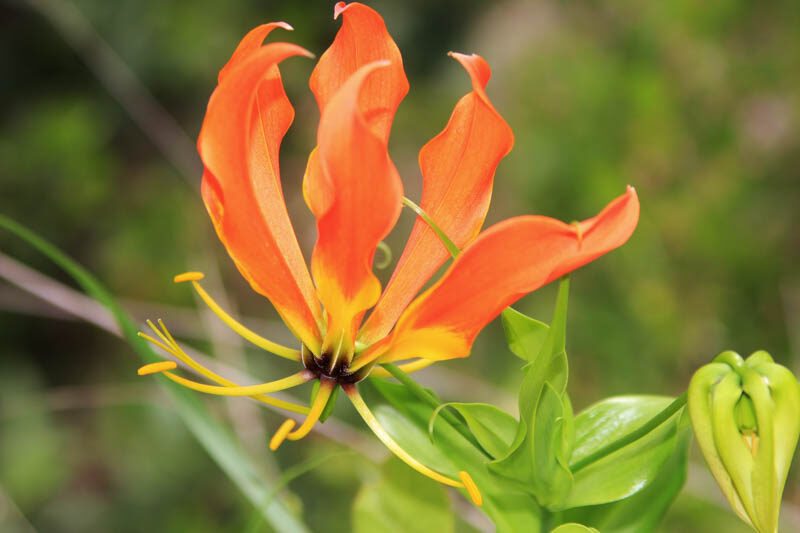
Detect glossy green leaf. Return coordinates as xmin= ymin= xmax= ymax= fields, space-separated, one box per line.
xmin=0 ymin=215 xmax=309 ymax=533
xmin=550 ymin=524 xmax=599 ymax=533
xmin=559 ymin=409 xmax=691 ymax=532
xmin=353 ymin=457 xmax=455 ymax=533
xmin=563 ymin=396 xmax=682 ymax=509
xmin=363 ymin=379 xmax=544 ymax=533
xmin=502 ymin=306 xmax=549 ymax=362
xmin=430 ymin=402 xmax=518 ymax=459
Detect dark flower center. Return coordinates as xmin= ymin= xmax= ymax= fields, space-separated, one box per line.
xmin=301 ymin=345 xmax=366 ymax=384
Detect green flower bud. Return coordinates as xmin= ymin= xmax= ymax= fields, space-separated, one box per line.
xmin=688 ymin=351 xmax=800 ymax=533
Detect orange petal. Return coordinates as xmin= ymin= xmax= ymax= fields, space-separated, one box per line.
xmin=307 ymin=61 xmax=404 ymax=353
xmin=360 ymin=53 xmax=514 ymax=343
xmin=379 ymin=187 xmax=639 ymax=362
xmin=217 ymin=22 xmax=293 ymax=83
xmin=198 ymin=40 xmax=324 ymax=353
xmin=309 ymin=2 xmax=409 ymax=142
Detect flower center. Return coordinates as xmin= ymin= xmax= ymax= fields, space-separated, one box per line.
xmin=301 ymin=345 xmax=368 ymax=384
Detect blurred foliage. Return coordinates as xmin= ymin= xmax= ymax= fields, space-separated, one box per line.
xmin=1 ymin=0 xmax=798 ymax=531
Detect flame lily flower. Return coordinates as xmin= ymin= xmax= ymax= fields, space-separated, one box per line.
xmin=137 ymin=2 xmax=639 ymax=504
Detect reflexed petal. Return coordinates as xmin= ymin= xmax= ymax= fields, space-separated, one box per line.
xmin=307 ymin=62 xmax=404 ymax=352
xmin=309 ymin=2 xmax=409 ymax=142
xmin=217 ymin=22 xmax=293 ymax=83
xmin=199 ymin=40 xmax=324 ymax=352
xmin=378 ymin=187 xmax=639 ymax=362
xmin=360 ymin=53 xmax=514 ymax=343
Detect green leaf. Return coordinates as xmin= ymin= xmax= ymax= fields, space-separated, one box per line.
xmin=562 ymin=396 xmax=683 ymax=509
xmin=363 ymin=379 xmax=544 ymax=533
xmin=551 ymin=524 xmax=599 ymax=533
xmin=559 ymin=409 xmax=691 ymax=532
xmin=0 ymin=215 xmax=308 ymax=533
xmin=532 ymin=383 xmax=574 ymax=501
xmin=502 ymin=306 xmax=549 ymax=362
xmin=429 ymin=403 xmax=518 ymax=459
xmin=490 ymin=278 xmax=573 ymax=507
xmin=353 ymin=457 xmax=455 ymax=533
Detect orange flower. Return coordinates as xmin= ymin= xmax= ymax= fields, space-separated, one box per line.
xmin=138 ymin=2 xmax=639 ymax=504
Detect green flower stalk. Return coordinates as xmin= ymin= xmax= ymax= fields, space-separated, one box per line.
xmin=688 ymin=350 xmax=800 ymax=533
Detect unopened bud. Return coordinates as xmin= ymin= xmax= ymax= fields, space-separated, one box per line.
xmin=688 ymin=351 xmax=800 ymax=533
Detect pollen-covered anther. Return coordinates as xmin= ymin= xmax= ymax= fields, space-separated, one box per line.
xmin=269 ymin=419 xmax=297 ymax=451
xmin=173 ymin=271 xmax=205 ymax=283
xmin=459 ymin=471 xmax=482 ymax=506
xmin=138 ymin=361 xmax=178 ymax=375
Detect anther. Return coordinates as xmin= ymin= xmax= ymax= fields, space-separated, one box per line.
xmin=459 ymin=471 xmax=483 ymax=506
xmin=138 ymin=361 xmax=178 ymax=375
xmin=174 ymin=271 xmax=205 ymax=283
xmin=269 ymin=419 xmax=297 ymax=451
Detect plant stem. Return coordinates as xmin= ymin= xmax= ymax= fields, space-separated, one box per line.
xmin=379 ymin=363 xmax=491 ymax=457
xmin=570 ymin=392 xmax=688 ymax=472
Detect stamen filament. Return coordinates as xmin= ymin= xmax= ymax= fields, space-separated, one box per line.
xmin=287 ymin=378 xmax=336 ymax=441
xmin=138 ymin=331 xmax=175 ymax=355
xmin=159 ymin=369 xmax=313 ymax=396
xmin=147 ymin=319 xmax=173 ymax=348
xmin=344 ymin=384 xmax=480 ymax=502
xmin=269 ymin=419 xmax=297 ymax=451
xmin=138 ymin=321 xmax=311 ymax=414
xmin=174 ymin=272 xmax=301 ymax=361
xmin=368 ymin=359 xmax=435 ymax=378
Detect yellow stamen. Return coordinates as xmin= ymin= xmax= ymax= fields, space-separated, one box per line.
xmin=459 ymin=471 xmax=483 ymax=506
xmin=138 ymin=320 xmax=311 ymax=414
xmin=175 ymin=273 xmax=300 ymax=361
xmin=138 ymin=361 xmax=177 ymax=375
xmin=368 ymin=359 xmax=435 ymax=378
xmin=287 ymin=378 xmax=336 ymax=441
xmin=174 ymin=271 xmax=205 ymax=283
xmin=138 ymin=331 xmax=175 ymax=355
xmin=269 ymin=419 xmax=297 ymax=451
xmin=742 ymin=432 xmax=759 ymax=457
xmin=160 ymin=370 xmax=313 ymax=396
xmin=147 ymin=319 xmax=174 ymax=347
xmin=344 ymin=385 xmax=466 ymax=490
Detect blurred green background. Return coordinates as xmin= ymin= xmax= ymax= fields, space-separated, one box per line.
xmin=2 ymin=0 xmax=799 ymax=531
